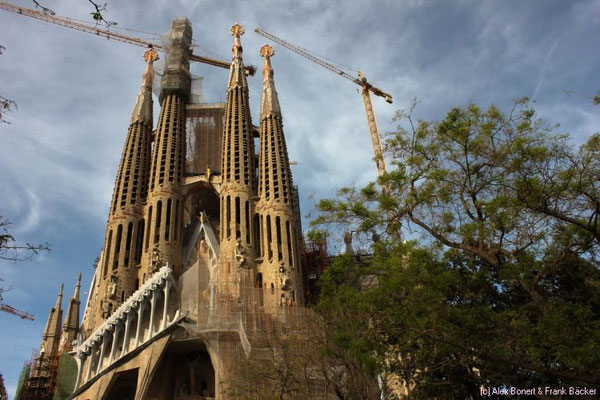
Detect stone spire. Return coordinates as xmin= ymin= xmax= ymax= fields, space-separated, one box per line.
xmin=219 ymin=23 xmax=258 ymax=303
xmin=91 ymin=50 xmax=157 ymax=330
xmin=256 ymin=45 xmax=303 ymax=309
xmin=60 ymin=273 xmax=81 ymax=352
xmin=227 ymin=23 xmax=247 ymax=90
xmin=143 ymin=19 xmax=192 ymax=280
xmin=41 ymin=284 xmax=63 ymax=356
xmin=220 ymin=23 xmax=257 ymax=242
xmin=259 ymin=44 xmax=280 ymax=118
xmin=108 ymin=48 xmax=158 ymax=217
xmin=257 ymin=45 xmax=293 ymax=206
xmin=131 ymin=49 xmax=158 ymax=124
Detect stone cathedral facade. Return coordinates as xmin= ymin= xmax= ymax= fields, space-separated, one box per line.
xmin=18 ymin=18 xmax=314 ymax=400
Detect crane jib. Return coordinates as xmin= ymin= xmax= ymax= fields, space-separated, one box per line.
xmin=0 ymin=0 xmax=256 ymax=75
xmin=255 ymin=27 xmax=393 ymax=177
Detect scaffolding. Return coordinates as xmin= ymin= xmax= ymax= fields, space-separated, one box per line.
xmin=300 ymin=239 xmax=329 ymax=305
xmin=17 ymin=350 xmax=60 ymax=400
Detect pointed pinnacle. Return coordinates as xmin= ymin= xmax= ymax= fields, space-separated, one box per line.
xmin=259 ymin=45 xmax=280 ymax=119
xmin=231 ymin=23 xmax=244 ymax=57
xmin=131 ymin=50 xmax=156 ymax=124
xmin=260 ymin=45 xmax=275 ymax=84
xmin=228 ymin=23 xmax=248 ymax=89
xmin=74 ymin=273 xmax=81 ymax=300
xmin=55 ymin=283 xmax=64 ymax=310
xmin=141 ymin=50 xmax=156 ymax=88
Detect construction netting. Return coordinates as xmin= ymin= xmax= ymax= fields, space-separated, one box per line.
xmin=152 ymin=61 xmax=205 ymax=105
xmin=185 ymin=103 xmax=225 ymax=175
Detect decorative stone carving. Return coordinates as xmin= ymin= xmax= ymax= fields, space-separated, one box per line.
xmin=107 ymin=274 xmax=119 ymax=300
xmin=150 ymin=245 xmax=162 ymax=274
xmin=234 ymin=238 xmax=247 ymax=269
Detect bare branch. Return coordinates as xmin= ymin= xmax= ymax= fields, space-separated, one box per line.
xmin=31 ymin=0 xmax=55 ymax=15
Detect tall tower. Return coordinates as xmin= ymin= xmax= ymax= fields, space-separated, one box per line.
xmin=142 ymin=18 xmax=192 ymax=280
xmin=60 ymin=273 xmax=81 ymax=352
xmin=91 ymin=49 xmax=157 ymax=328
xmin=219 ymin=24 xmax=258 ymax=300
xmin=256 ymin=45 xmax=303 ymax=308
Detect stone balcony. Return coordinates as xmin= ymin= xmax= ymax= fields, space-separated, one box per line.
xmin=71 ymin=265 xmax=179 ymax=391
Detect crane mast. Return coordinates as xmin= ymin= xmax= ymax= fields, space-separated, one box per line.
xmin=255 ymin=27 xmax=392 ymax=177
xmin=0 ymin=1 xmax=255 ymax=75
xmin=360 ymin=75 xmax=387 ymax=177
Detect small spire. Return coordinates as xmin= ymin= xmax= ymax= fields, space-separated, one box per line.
xmin=41 ymin=282 xmax=64 ymax=355
xmin=131 ymin=48 xmax=158 ymax=124
xmin=259 ymin=44 xmax=281 ymax=119
xmin=60 ymin=274 xmax=82 ymax=351
xmin=74 ymin=272 xmax=81 ymax=301
xmin=55 ymin=283 xmax=64 ymax=310
xmin=228 ymin=23 xmax=247 ymax=90
xmin=231 ymin=23 xmax=244 ymax=57
xmin=259 ymin=44 xmax=274 ymax=79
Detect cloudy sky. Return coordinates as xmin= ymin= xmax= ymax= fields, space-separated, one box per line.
xmin=0 ymin=0 xmax=599 ymax=396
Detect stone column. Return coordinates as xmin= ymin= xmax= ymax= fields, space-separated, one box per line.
xmin=135 ymin=299 xmax=147 ymax=347
xmin=84 ymin=346 xmax=95 ymax=382
xmin=109 ymin=322 xmax=122 ymax=364
xmin=96 ymin=333 xmax=108 ymax=374
xmin=149 ymin=290 xmax=157 ymax=338
xmin=74 ymin=354 xmax=84 ymax=390
xmin=121 ymin=310 xmax=132 ymax=357
xmin=162 ymin=280 xmax=171 ymax=329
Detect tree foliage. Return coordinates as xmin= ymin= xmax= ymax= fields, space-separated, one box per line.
xmin=311 ymin=99 xmax=600 ymax=397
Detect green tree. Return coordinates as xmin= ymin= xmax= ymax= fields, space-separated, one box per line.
xmin=312 ymin=99 xmax=600 ymax=398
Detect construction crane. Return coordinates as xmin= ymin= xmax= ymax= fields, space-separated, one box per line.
xmin=255 ymin=28 xmax=392 ymax=177
xmin=0 ymin=303 xmax=35 ymax=320
xmin=0 ymin=1 xmax=256 ymax=76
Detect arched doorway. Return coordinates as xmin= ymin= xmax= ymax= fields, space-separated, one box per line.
xmin=147 ymin=340 xmax=215 ymax=399
xmin=104 ymin=368 xmax=138 ymax=400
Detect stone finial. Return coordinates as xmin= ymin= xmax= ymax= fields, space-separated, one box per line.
xmin=230 ymin=23 xmax=245 ymax=37
xmin=259 ymin=44 xmax=274 ymax=58
xmin=144 ymin=48 xmax=159 ymax=63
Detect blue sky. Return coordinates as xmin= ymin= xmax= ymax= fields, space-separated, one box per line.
xmin=1 ymin=0 xmax=599 ymax=397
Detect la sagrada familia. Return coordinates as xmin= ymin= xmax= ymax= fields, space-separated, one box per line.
xmin=16 ymin=18 xmax=325 ymax=400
